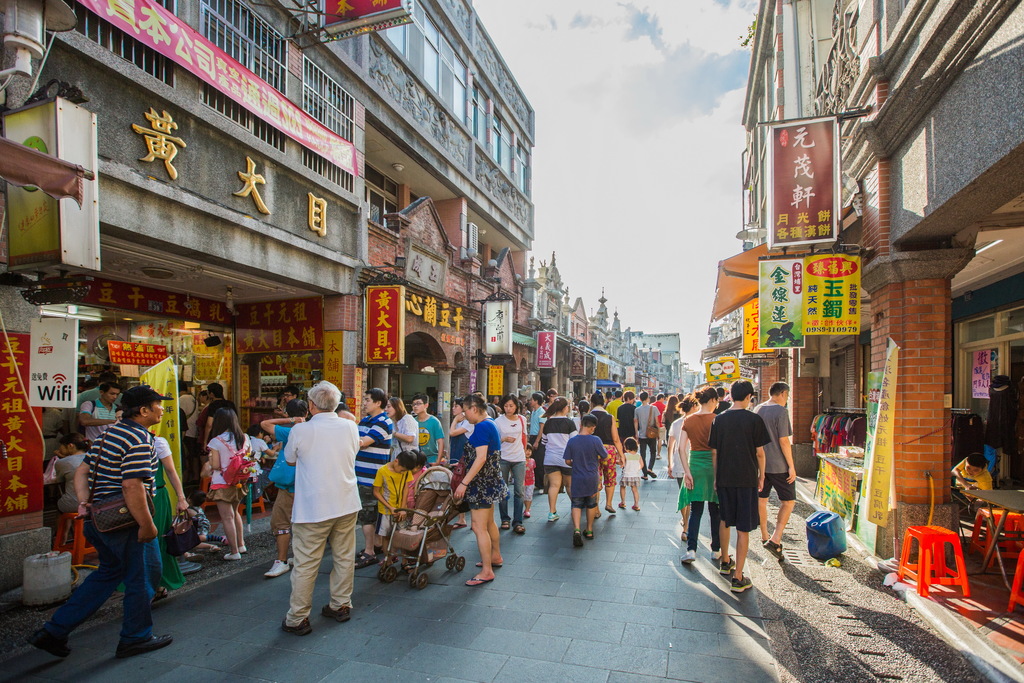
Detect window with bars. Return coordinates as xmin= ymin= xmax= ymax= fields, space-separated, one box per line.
xmin=302 ymin=58 xmax=355 ymax=142
xmin=202 ymin=83 xmax=286 ymax=152
xmin=200 ymin=0 xmax=286 ymax=93
xmin=74 ymin=2 xmax=175 ymax=85
xmin=302 ymin=148 xmax=354 ymax=193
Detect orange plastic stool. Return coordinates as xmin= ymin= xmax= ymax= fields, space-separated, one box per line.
xmin=969 ymin=509 xmax=1024 ymax=567
xmin=199 ymin=477 xmax=218 ymax=511
xmin=238 ymin=491 xmax=265 ymax=515
xmin=52 ymin=512 xmax=95 ymax=565
xmin=897 ymin=525 xmax=971 ymax=598
xmin=1007 ymin=551 xmax=1024 ymax=612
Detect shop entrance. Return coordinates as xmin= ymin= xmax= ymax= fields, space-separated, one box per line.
xmin=392 ymin=331 xmax=448 ymax=411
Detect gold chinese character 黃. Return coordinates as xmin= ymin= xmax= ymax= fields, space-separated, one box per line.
xmin=131 ymin=108 xmax=186 ymax=180
xmin=233 ymin=156 xmax=270 ymax=215
xmin=308 ymin=193 xmax=327 ymax=237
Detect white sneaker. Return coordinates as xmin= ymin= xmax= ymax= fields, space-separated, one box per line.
xmin=238 ymin=546 xmax=248 ymax=554
xmin=712 ymin=550 xmax=722 ymax=561
xmin=223 ymin=552 xmax=242 ymax=561
xmin=264 ymin=560 xmax=291 ymax=578
xmin=681 ymin=550 xmax=697 ymax=564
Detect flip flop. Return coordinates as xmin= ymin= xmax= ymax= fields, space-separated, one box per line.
xmin=475 ymin=562 xmax=503 ymax=568
xmin=451 ymin=523 xmax=467 ymax=530
xmin=465 ymin=577 xmax=494 ymax=587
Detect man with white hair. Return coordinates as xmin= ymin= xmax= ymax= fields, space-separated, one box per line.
xmin=280 ymin=381 xmax=361 ymax=636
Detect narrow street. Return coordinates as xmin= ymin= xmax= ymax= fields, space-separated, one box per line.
xmin=4 ymin=457 xmax=981 ymax=683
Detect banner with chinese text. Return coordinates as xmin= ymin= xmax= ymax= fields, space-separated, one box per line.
xmin=758 ymin=260 xmax=805 ymax=348
xmin=107 ymin=340 xmax=169 ymax=366
xmin=324 ymin=0 xmax=413 ymax=33
xmin=768 ymin=117 xmax=839 ymax=248
xmin=570 ymin=347 xmax=585 ymax=378
xmin=488 ymin=365 xmax=504 ymax=397
xmin=141 ymin=358 xmax=181 ymax=510
xmin=484 ymin=300 xmax=513 ymax=355
xmin=803 ymin=255 xmax=861 ymax=335
xmin=236 ymin=297 xmax=324 ymax=354
xmin=405 ymin=291 xmax=463 ymax=331
xmin=866 ymin=340 xmax=899 ymax=526
xmin=82 ymin=279 xmax=230 ymax=325
xmin=365 ymin=286 xmax=405 ymax=364
xmin=816 ymin=459 xmax=859 ymax=519
xmin=76 ymin=0 xmax=357 ymax=176
xmin=536 ymin=331 xmax=556 ymax=369
xmin=742 ymin=300 xmax=769 ymax=355
xmin=29 ymin=317 xmax=78 ymax=408
xmin=972 ymin=350 xmax=994 ymax=399
xmin=0 ymin=334 xmax=44 ymax=517
xmin=324 ymin=331 xmax=344 ymax=387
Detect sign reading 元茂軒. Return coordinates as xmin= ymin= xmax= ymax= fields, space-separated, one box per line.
xmin=768 ymin=117 xmax=839 ymax=249
xmin=29 ymin=317 xmax=78 ymax=409
xmin=758 ymin=259 xmax=805 ymax=349
xmin=705 ymin=357 xmax=741 ymax=383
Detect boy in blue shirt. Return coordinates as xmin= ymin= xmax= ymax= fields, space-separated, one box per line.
xmin=564 ymin=414 xmax=605 ymax=547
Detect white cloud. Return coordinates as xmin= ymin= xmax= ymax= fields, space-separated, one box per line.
xmin=473 ymin=0 xmax=757 ymax=366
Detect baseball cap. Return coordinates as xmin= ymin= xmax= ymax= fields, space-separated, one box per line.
xmin=121 ymin=385 xmax=172 ymax=410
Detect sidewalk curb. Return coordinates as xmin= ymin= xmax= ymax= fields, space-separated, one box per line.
xmin=796 ymin=481 xmax=1024 ymax=683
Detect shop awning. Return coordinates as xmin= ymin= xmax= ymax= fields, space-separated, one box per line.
xmin=711 ymin=243 xmax=768 ymax=321
xmin=513 ymin=332 xmax=536 ymax=347
xmin=0 ymin=136 xmax=92 ymax=206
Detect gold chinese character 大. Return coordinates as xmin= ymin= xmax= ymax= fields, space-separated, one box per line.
xmin=234 ymin=156 xmax=270 ymax=215
xmin=131 ymin=108 xmax=186 ymax=180
xmin=308 ymin=193 xmax=327 ymax=237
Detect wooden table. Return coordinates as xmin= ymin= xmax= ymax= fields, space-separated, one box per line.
xmin=962 ymin=489 xmax=1024 ymax=589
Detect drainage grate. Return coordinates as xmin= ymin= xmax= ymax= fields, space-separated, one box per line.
xmin=781 ymin=549 xmax=817 ymax=566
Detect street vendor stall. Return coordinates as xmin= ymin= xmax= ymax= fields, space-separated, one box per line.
xmin=815 ymin=447 xmax=865 ymax=527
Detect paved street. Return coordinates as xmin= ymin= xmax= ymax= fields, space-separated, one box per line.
xmin=6 ymin=462 xmax=779 ymax=683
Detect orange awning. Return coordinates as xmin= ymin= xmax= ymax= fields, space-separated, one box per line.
xmin=0 ymin=136 xmax=90 ymax=206
xmin=711 ymin=243 xmax=767 ymax=321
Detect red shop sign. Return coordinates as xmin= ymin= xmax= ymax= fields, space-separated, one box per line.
xmin=768 ymin=117 xmax=840 ymax=249
xmin=107 ymin=340 xmax=169 ymax=366
xmin=365 ymin=285 xmax=405 ymax=364
xmin=0 ymin=334 xmax=44 ymax=517
xmin=80 ymin=278 xmax=231 ymax=325
xmin=236 ymin=297 xmax=324 ymax=354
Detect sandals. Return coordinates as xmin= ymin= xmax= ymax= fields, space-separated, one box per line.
xmin=513 ymin=525 xmax=526 ymax=535
xmin=617 ymin=502 xmax=626 ymax=509
xmin=500 ymin=521 xmax=511 ymax=530
xmin=354 ymin=551 xmax=377 ymax=569
xmin=583 ymin=530 xmax=594 ymax=540
xmin=632 ymin=505 xmax=640 ymax=511
xmin=152 ymin=587 xmax=169 ymax=603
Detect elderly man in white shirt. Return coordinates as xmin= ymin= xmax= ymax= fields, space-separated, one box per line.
xmin=281 ymin=381 xmax=361 ymax=636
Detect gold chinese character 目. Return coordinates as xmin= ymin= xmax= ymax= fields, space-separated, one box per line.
xmin=131 ymin=108 xmax=186 ymax=180
xmin=308 ymin=193 xmax=327 ymax=237
xmin=233 ymin=156 xmax=270 ymax=215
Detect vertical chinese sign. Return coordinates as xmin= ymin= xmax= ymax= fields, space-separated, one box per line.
xmin=365 ymin=286 xmax=405 ymax=364
xmin=758 ymin=260 xmax=805 ymax=348
xmin=0 ymin=334 xmax=44 ymax=517
xmin=768 ymin=116 xmax=840 ymax=249
xmin=866 ymin=339 xmax=899 ymax=526
xmin=324 ymin=331 xmax=345 ymax=387
xmin=742 ymin=300 xmax=768 ymax=355
xmin=484 ymin=300 xmax=513 ymax=355
xmin=972 ymin=350 xmax=994 ymax=399
xmin=536 ymin=331 xmax=556 ymax=369
xmin=488 ymin=365 xmax=505 ymax=397
xmin=570 ymin=347 xmax=585 ymax=378
xmin=803 ymin=255 xmax=861 ymax=335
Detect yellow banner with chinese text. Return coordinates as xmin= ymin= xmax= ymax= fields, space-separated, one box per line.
xmin=488 ymin=365 xmax=504 ymax=397
xmin=803 ymin=254 xmax=861 ymax=335
xmin=866 ymin=339 xmax=899 ymax=526
xmin=742 ymin=300 xmax=769 ymax=355
xmin=141 ymin=358 xmax=181 ymax=511
xmin=324 ymin=331 xmax=344 ymax=386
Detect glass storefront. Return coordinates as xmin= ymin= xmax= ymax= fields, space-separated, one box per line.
xmin=955 ymin=302 xmax=1024 ymax=415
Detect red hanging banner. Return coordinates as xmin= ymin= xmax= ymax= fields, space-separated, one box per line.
xmin=365 ymin=285 xmax=405 ymax=364
xmin=768 ymin=117 xmax=840 ymax=249
xmin=0 ymin=334 xmax=44 ymax=517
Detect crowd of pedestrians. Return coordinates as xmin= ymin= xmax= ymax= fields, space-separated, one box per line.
xmin=29 ymin=375 xmax=794 ymax=659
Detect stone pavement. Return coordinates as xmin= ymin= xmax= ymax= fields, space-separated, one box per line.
xmin=4 ymin=459 xmax=779 ymax=683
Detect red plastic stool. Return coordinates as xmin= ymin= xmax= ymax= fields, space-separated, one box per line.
xmin=897 ymin=525 xmax=971 ymax=598
xmin=1008 ymin=551 xmax=1024 ymax=612
xmin=238 ymin=492 xmax=265 ymax=515
xmin=969 ymin=509 xmax=1024 ymax=567
xmin=53 ymin=512 xmax=95 ymax=565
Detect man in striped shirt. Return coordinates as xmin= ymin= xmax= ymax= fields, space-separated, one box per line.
xmin=355 ymin=387 xmax=393 ymax=568
xmin=31 ymin=385 xmax=174 ymax=660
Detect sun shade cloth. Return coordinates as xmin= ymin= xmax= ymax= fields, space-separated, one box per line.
xmin=0 ymin=136 xmax=89 ymax=206
xmin=710 ymin=243 xmax=768 ymax=321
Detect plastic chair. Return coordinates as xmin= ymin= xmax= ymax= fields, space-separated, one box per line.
xmin=1007 ymin=551 xmax=1024 ymax=612
xmin=239 ymin=490 xmax=265 ymax=515
xmin=969 ymin=509 xmax=1024 ymax=566
xmin=53 ymin=512 xmax=95 ymax=565
xmin=898 ymin=525 xmax=971 ymax=598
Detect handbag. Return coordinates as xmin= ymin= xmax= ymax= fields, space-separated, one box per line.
xmin=268 ymin=451 xmax=296 ymax=489
xmin=43 ymin=457 xmax=59 ymax=485
xmin=164 ymin=512 xmax=200 ymax=556
xmin=88 ymin=434 xmax=157 ymax=533
xmin=645 ymin=408 xmax=659 ymax=440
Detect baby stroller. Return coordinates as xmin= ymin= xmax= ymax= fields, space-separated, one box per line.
xmin=378 ymin=466 xmax=466 ymax=589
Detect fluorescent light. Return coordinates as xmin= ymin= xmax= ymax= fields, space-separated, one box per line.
xmin=41 ymin=311 xmax=103 ymax=322
xmin=976 ymin=239 xmax=1003 ymax=255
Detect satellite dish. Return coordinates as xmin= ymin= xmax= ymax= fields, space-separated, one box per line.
xmin=93 ymin=333 xmax=124 ymax=361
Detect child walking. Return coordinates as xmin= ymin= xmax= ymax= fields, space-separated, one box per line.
xmin=522 ymin=456 xmax=536 ymax=518
xmin=619 ymin=437 xmax=642 ymax=511
xmin=564 ymin=414 xmax=606 ymax=546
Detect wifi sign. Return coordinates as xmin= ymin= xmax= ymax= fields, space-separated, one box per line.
xmin=53 ymin=374 xmax=67 ymax=385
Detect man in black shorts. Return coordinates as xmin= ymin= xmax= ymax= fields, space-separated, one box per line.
xmin=710 ymin=380 xmax=770 ymax=593
xmin=754 ymin=382 xmax=796 ymax=559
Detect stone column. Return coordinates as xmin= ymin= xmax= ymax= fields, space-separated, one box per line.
xmin=438 ymin=369 xmax=453 ymax=437
xmin=508 ymin=372 xmax=519 ymax=398
xmin=370 ymin=367 xmax=388 ymax=391
xmin=862 ymin=247 xmax=973 ymax=556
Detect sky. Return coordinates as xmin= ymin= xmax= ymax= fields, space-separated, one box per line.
xmin=472 ymin=0 xmax=759 ymax=367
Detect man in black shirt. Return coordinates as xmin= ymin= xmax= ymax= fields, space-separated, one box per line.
xmin=616 ymin=391 xmax=637 ymax=444
xmin=709 ymin=380 xmax=770 ymax=593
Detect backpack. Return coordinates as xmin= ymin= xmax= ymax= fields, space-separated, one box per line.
xmin=217 ymin=437 xmax=256 ymax=485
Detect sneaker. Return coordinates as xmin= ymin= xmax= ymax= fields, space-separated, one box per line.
xmin=281 ymin=618 xmax=312 ymax=636
xmin=681 ymin=549 xmax=697 ymax=564
xmin=572 ymin=530 xmax=583 ymax=547
xmin=115 ymin=634 xmax=173 ymax=658
xmin=29 ymin=628 xmax=70 ymax=658
xmin=731 ymin=576 xmax=753 ymax=593
xmin=719 ymin=558 xmax=735 ymax=575
xmin=223 ymin=552 xmax=242 ymax=561
xmin=712 ymin=549 xmax=722 ymax=561
xmin=238 ymin=546 xmax=247 ymax=554
xmin=763 ymin=539 xmax=784 ymax=559
xmin=321 ymin=604 xmax=352 ymax=622
xmin=548 ymin=512 xmax=559 ymax=522
xmin=264 ymin=560 xmax=291 ymax=578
